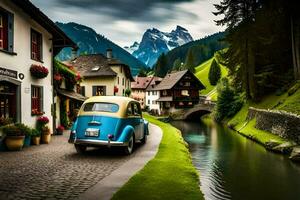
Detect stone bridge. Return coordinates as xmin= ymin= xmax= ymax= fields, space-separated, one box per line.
xmin=170 ymin=97 xmax=216 ymax=120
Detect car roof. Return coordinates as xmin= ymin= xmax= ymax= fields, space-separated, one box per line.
xmin=79 ymin=96 xmax=139 ymax=118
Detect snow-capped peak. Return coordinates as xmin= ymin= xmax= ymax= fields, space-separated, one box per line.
xmin=124 ymin=42 xmax=140 ymax=54
xmin=128 ymin=26 xmax=193 ymax=67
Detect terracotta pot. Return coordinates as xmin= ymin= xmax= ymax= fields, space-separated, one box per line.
xmin=31 ymin=136 xmax=41 ymax=145
xmin=41 ymin=134 xmax=51 ymax=144
xmin=5 ymin=136 xmax=25 ymax=151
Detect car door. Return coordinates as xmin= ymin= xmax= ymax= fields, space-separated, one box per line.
xmin=132 ymin=102 xmax=144 ymax=140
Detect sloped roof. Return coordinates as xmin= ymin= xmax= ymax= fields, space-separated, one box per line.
xmin=131 ymin=77 xmax=153 ymax=89
xmin=57 ymin=88 xmax=87 ymax=102
xmin=67 ymin=54 xmax=134 ymax=80
xmin=146 ymin=77 xmax=163 ymax=91
xmin=67 ymin=54 xmax=117 ymax=78
xmin=154 ymin=70 xmax=189 ymax=90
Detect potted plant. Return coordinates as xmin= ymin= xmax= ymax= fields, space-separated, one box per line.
xmin=31 ymin=129 xmax=41 ymax=145
xmin=41 ymin=126 xmax=51 ymax=144
xmin=36 ymin=116 xmax=51 ymax=144
xmin=30 ymin=64 xmax=49 ymax=79
xmin=56 ymin=125 xmax=64 ymax=135
xmin=0 ymin=117 xmax=13 ymax=151
xmin=2 ymin=125 xmax=25 ymax=151
xmin=15 ymin=123 xmax=32 ymax=147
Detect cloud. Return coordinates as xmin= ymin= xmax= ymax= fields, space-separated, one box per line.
xmin=31 ymin=0 xmax=223 ymax=46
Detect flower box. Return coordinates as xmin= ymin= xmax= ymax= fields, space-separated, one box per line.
xmin=30 ymin=64 xmax=49 ymax=79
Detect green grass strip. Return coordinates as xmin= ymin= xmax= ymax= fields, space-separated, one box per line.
xmin=112 ymin=114 xmax=204 ymax=200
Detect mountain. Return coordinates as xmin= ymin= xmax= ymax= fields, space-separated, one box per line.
xmin=124 ymin=42 xmax=140 ymax=54
xmin=55 ymin=22 xmax=147 ymax=76
xmin=128 ymin=26 xmax=193 ymax=67
xmin=154 ymin=32 xmax=227 ymax=77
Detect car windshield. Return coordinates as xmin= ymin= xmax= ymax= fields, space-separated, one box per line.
xmin=83 ymin=102 xmax=119 ymax=113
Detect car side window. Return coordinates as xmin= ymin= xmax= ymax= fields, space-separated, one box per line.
xmin=127 ymin=103 xmax=133 ymax=116
xmin=133 ymin=103 xmax=141 ymax=116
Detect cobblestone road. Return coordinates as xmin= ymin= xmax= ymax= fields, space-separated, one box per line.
xmin=0 ymin=133 xmax=132 ymax=200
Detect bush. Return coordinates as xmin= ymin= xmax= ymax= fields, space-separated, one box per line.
xmin=214 ymin=78 xmax=244 ymax=122
xmin=2 ymin=125 xmax=23 ymax=137
xmin=15 ymin=123 xmax=32 ymax=137
xmin=208 ymin=59 xmax=221 ymax=86
xmin=31 ymin=129 xmax=41 ymax=137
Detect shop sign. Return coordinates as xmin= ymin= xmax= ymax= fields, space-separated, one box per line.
xmin=0 ymin=67 xmax=18 ymax=79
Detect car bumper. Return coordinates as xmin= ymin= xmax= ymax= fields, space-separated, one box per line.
xmin=70 ymin=138 xmax=128 ymax=147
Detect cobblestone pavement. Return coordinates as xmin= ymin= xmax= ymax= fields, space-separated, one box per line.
xmin=0 ymin=133 xmax=132 ymax=200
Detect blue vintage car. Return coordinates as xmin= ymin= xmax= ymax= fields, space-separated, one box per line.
xmin=68 ymin=96 xmax=149 ymax=154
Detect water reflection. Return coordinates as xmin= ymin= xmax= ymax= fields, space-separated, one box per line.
xmin=171 ymin=120 xmax=300 ymax=200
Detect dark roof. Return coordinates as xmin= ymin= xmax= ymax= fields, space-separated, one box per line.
xmin=57 ymin=88 xmax=87 ymax=102
xmin=67 ymin=54 xmax=134 ymax=81
xmin=154 ymin=70 xmax=188 ymax=90
xmin=11 ymin=0 xmax=77 ymax=55
xmin=68 ymin=54 xmax=117 ymax=78
xmin=131 ymin=77 xmax=153 ymax=89
xmin=146 ymin=77 xmax=162 ymax=91
xmin=154 ymin=70 xmax=205 ymax=91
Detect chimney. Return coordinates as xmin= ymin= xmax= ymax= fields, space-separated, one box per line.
xmin=107 ymin=48 xmax=113 ymax=59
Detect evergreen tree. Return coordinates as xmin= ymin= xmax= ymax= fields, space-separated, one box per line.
xmin=173 ymin=58 xmax=182 ymax=71
xmin=213 ymin=0 xmax=261 ymax=99
xmin=184 ymin=48 xmax=196 ymax=73
xmin=138 ymin=68 xmax=147 ymax=77
xmin=209 ymin=59 xmax=221 ymax=86
xmin=154 ymin=53 xmax=168 ymax=77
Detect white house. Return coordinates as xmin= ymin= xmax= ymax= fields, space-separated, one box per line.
xmin=0 ymin=0 xmax=76 ymax=134
xmin=145 ymin=77 xmax=162 ymax=115
xmin=66 ymin=50 xmax=134 ymax=98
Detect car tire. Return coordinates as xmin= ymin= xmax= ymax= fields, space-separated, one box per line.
xmin=141 ymin=132 xmax=147 ymax=144
xmin=75 ymin=144 xmax=87 ymax=154
xmin=124 ymin=134 xmax=135 ymax=155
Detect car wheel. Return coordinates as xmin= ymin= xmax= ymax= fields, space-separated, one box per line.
xmin=141 ymin=132 xmax=147 ymax=144
xmin=75 ymin=144 xmax=87 ymax=154
xmin=124 ymin=134 xmax=135 ymax=155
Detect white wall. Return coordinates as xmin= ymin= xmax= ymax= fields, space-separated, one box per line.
xmin=146 ymin=90 xmax=161 ymax=114
xmin=0 ymin=0 xmax=53 ymax=131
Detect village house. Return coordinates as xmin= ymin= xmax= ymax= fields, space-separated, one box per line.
xmin=65 ymin=49 xmax=134 ymax=98
xmin=154 ymin=70 xmax=205 ymax=115
xmin=145 ymin=77 xmax=162 ymax=114
xmin=0 ymin=0 xmax=77 ymax=135
xmin=131 ymin=76 xmax=153 ymax=109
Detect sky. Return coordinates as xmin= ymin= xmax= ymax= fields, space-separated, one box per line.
xmin=31 ymin=0 xmax=223 ymax=47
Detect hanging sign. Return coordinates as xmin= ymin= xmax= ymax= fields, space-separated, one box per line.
xmin=0 ymin=67 xmax=18 ymax=79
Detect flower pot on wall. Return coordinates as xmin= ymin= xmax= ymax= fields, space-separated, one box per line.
xmin=30 ymin=64 xmax=49 ymax=79
xmin=5 ymin=136 xmax=25 ymax=151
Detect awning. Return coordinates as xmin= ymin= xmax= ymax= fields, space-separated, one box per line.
xmin=57 ymin=89 xmax=87 ymax=102
xmin=156 ymin=96 xmax=173 ymax=102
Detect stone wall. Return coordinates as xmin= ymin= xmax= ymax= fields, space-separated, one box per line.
xmin=247 ymin=107 xmax=300 ymax=144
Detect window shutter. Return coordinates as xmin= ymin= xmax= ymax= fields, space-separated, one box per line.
xmin=81 ymin=86 xmax=85 ymax=96
xmin=103 ymin=86 xmax=106 ymax=96
xmin=7 ymin=13 xmax=13 ymax=52
xmin=92 ymin=86 xmax=96 ymax=96
xmin=40 ymin=87 xmax=44 ymax=112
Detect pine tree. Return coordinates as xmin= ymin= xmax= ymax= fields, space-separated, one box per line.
xmin=209 ymin=59 xmax=221 ymax=86
xmin=154 ymin=53 xmax=168 ymax=77
xmin=172 ymin=58 xmax=182 ymax=71
xmin=184 ymin=48 xmax=196 ymax=73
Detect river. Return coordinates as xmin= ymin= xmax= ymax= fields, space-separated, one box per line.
xmin=170 ymin=119 xmax=300 ymax=200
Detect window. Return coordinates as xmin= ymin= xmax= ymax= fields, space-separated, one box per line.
xmin=148 ymin=100 xmax=150 ymax=104
xmin=132 ymin=103 xmax=141 ymax=116
xmin=163 ymin=90 xmax=167 ymax=96
xmin=31 ymin=29 xmax=42 ymax=61
xmin=185 ymin=82 xmax=191 ymax=86
xmin=118 ymin=77 xmax=119 ymax=84
xmin=84 ymin=102 xmax=119 ymax=113
xmin=31 ymin=86 xmax=43 ymax=114
xmin=181 ymin=90 xmax=189 ymax=96
xmin=122 ymin=77 xmax=124 ymax=86
xmin=148 ymin=91 xmax=150 ymax=95
xmin=152 ymin=100 xmax=156 ymax=105
xmin=78 ymin=86 xmax=85 ymax=96
xmin=0 ymin=8 xmax=13 ymax=52
xmin=92 ymin=86 xmax=106 ymax=96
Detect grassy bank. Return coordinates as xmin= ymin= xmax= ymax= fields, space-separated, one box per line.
xmin=112 ymin=114 xmax=204 ymax=200
xmin=227 ymin=85 xmax=300 ymax=152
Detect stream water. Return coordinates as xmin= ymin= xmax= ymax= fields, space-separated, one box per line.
xmin=170 ymin=120 xmax=300 ymax=200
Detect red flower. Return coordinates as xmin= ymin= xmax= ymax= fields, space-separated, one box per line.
xmin=56 ymin=125 xmax=65 ymax=132
xmin=54 ymin=73 xmax=63 ymax=81
xmin=30 ymin=64 xmax=49 ymax=79
xmin=37 ymin=116 xmax=49 ymax=125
